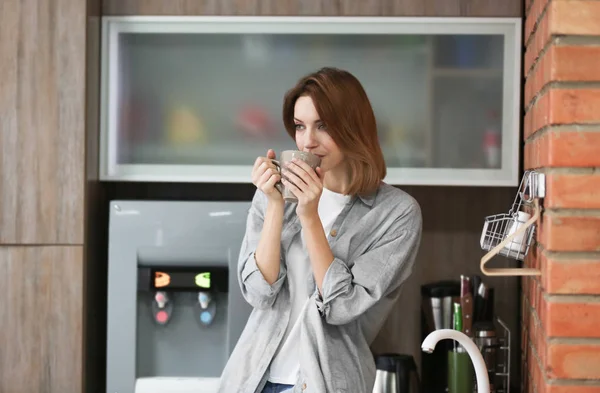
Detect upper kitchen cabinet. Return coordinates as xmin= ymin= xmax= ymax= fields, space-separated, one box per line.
xmin=100 ymin=16 xmax=521 ymax=186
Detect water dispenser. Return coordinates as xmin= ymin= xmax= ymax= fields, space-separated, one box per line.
xmin=105 ymin=200 xmax=252 ymax=393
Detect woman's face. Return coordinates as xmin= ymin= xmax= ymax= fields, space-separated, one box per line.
xmin=293 ymin=95 xmax=345 ymax=173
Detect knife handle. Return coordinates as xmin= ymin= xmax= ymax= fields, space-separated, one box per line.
xmin=461 ymin=293 xmax=474 ymax=337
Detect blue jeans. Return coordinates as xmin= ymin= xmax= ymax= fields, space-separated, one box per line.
xmin=261 ymin=381 xmax=294 ymax=393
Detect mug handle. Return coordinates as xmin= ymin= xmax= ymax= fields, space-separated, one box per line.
xmin=271 ymin=159 xmax=283 ymax=194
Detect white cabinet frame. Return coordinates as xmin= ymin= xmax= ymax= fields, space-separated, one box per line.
xmin=100 ymin=16 xmax=522 ymax=186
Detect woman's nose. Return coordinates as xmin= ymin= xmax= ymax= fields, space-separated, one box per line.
xmin=302 ymin=129 xmax=319 ymax=149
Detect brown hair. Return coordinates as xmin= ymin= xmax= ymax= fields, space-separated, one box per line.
xmin=282 ymin=67 xmax=386 ymax=196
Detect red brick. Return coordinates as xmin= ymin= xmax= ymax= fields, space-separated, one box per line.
xmin=525 ymin=41 xmax=552 ymax=108
xmin=525 ymin=242 xmax=541 ymax=271
xmin=525 ymin=45 xmax=600 ymax=108
xmin=525 ymin=4 xmax=551 ymax=77
xmin=530 ymin=304 xmax=549 ymax=369
xmin=537 ymin=282 xmax=548 ymax=329
xmin=553 ymin=46 xmax=600 ymax=82
xmin=528 ymin=344 xmax=537 ymax=389
xmin=546 ymin=174 xmax=600 ymax=209
xmin=522 ymin=2 xmax=600 ymax=391
xmin=525 ymin=0 xmax=551 ymax=45
xmin=530 ymin=276 xmax=540 ymax=312
xmin=529 ymin=379 xmax=535 ymax=393
xmin=524 ymin=89 xmax=549 ymax=139
xmin=539 ymin=357 xmax=548 ymax=391
xmin=525 ymin=0 xmax=534 ymax=17
xmin=539 ymin=214 xmax=600 ymax=252
xmin=543 ymin=253 xmax=600 ymax=295
xmin=525 ymin=89 xmax=600 ymax=138
xmin=523 ymin=276 xmax=531 ymax=299
xmin=546 ymin=299 xmax=600 ymax=338
xmin=525 ymin=129 xmax=600 ymax=168
xmin=550 ymin=1 xmax=600 ymax=36
xmin=523 ymin=320 xmax=529 ymax=354
xmin=525 ymin=1 xmax=600 ymax=77
xmin=523 ymin=330 xmax=528 ymax=354
xmin=532 ymin=356 xmax=546 ymax=393
xmin=551 ymin=89 xmax=600 ymax=124
xmin=548 ymin=342 xmax=600 ymax=379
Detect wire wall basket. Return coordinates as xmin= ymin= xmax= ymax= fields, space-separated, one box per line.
xmin=480 ymin=170 xmax=545 ymax=276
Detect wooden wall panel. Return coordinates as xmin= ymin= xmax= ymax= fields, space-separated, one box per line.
xmin=0 ymin=0 xmax=86 ymax=245
xmin=0 ymin=246 xmax=83 ymax=393
xmin=102 ymin=0 xmax=522 ymax=17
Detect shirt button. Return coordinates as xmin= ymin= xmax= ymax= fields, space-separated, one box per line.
xmin=330 ymin=229 xmax=337 ymax=237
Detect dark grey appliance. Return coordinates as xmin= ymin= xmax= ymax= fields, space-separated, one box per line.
xmin=105 ymin=200 xmax=252 ymax=393
xmin=420 ymin=280 xmax=461 ymax=393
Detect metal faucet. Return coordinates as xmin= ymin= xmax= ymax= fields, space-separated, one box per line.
xmin=421 ymin=329 xmax=490 ymax=393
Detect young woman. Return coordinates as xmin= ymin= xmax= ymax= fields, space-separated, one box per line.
xmin=218 ymin=67 xmax=422 ymax=393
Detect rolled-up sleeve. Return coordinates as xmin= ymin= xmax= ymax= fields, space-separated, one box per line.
xmin=315 ymin=207 xmax=422 ymax=325
xmin=238 ymin=190 xmax=287 ymax=310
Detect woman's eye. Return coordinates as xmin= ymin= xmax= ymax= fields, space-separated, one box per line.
xmin=295 ymin=124 xmax=304 ymax=130
xmin=318 ymin=123 xmax=327 ymax=130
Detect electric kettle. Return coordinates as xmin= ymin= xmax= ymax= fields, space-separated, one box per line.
xmin=373 ymin=353 xmax=421 ymax=393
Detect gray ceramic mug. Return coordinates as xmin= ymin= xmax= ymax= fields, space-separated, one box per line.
xmin=272 ymin=150 xmax=321 ymax=203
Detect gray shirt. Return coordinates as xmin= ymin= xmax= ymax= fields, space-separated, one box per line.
xmin=218 ymin=182 xmax=423 ymax=393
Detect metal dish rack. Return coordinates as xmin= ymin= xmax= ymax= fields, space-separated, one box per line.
xmin=480 ymin=170 xmax=545 ymax=276
xmin=495 ymin=318 xmax=511 ymax=393
xmin=473 ymin=318 xmax=511 ymax=393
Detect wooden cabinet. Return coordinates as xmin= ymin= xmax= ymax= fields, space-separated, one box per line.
xmin=0 ymin=1 xmax=90 ymax=393
xmin=0 ymin=246 xmax=83 ymax=393
xmin=0 ymin=0 xmax=86 ymax=245
xmin=102 ymin=0 xmax=522 ymax=17
xmin=99 ymin=16 xmax=522 ymax=186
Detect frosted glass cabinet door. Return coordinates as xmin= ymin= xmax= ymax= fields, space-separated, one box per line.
xmin=100 ymin=17 xmax=521 ymax=186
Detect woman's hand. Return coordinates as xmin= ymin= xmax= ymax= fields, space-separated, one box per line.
xmin=252 ymin=149 xmax=283 ymax=204
xmin=282 ymin=158 xmax=325 ymax=218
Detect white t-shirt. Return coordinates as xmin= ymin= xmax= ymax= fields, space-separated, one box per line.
xmin=267 ymin=187 xmax=351 ymax=384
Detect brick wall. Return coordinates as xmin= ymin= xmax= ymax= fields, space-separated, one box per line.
xmin=522 ymin=1 xmax=600 ymax=392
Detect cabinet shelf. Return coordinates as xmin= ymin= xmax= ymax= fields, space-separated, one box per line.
xmin=100 ymin=16 xmax=522 ymax=186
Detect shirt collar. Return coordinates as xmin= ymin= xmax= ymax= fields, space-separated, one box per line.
xmin=355 ymin=189 xmax=377 ymax=207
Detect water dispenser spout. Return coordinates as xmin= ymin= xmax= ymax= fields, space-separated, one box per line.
xmin=198 ymin=291 xmax=211 ymax=309
xmin=197 ymin=291 xmax=216 ymax=327
xmin=155 ymin=291 xmax=168 ymax=308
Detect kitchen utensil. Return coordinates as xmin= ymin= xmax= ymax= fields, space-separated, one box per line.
xmin=373 ymin=354 xmax=421 ymax=393
xmin=480 ymin=170 xmax=545 ymax=276
xmin=474 ymin=282 xmax=487 ymax=324
xmin=473 ymin=321 xmax=500 ymax=393
xmin=448 ymin=347 xmax=475 ymax=393
xmin=430 ymin=297 xmax=442 ymax=331
xmin=453 ymin=302 xmax=462 ymax=332
xmin=460 ymin=275 xmax=474 ymax=337
xmin=443 ymin=296 xmax=453 ymax=329
xmin=482 ymin=288 xmax=495 ymax=322
xmin=271 ymin=150 xmax=321 ymax=203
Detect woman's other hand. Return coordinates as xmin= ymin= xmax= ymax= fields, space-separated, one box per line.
xmin=283 ymin=158 xmax=324 ymax=218
xmin=252 ymin=149 xmax=283 ymax=204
